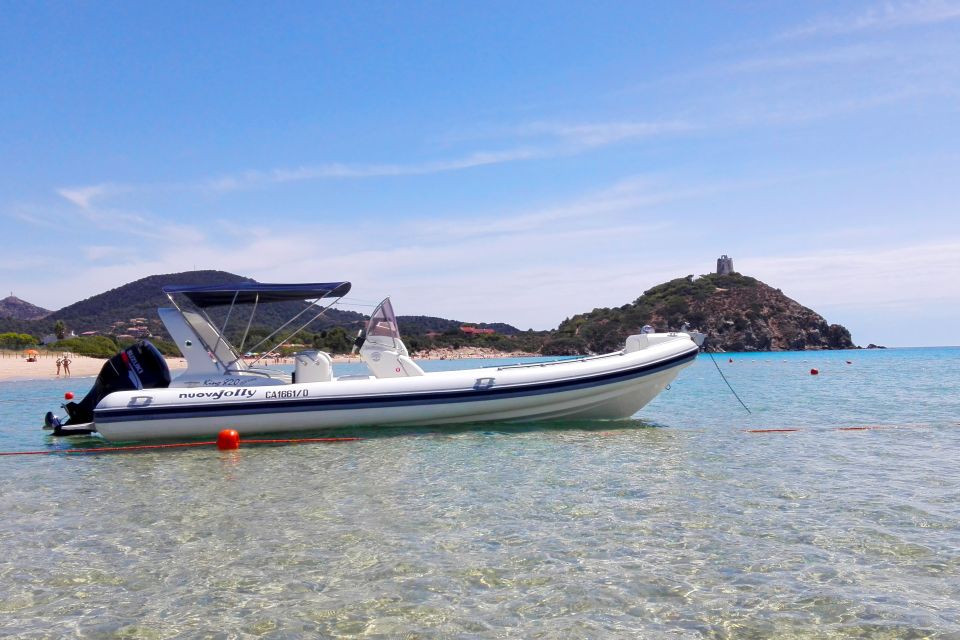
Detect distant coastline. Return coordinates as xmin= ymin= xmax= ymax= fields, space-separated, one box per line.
xmin=0 ymin=348 xmax=543 ymax=383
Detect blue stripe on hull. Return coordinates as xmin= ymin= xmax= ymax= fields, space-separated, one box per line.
xmin=95 ymin=348 xmax=698 ymax=424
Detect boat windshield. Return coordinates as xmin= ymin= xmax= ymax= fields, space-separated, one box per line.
xmin=366 ymin=298 xmax=401 ymax=340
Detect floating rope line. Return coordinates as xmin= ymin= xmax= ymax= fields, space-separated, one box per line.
xmin=707 ymin=349 xmax=752 ymax=414
xmin=745 ymin=425 xmax=901 ymax=434
xmin=0 ymin=436 xmax=360 ymax=457
xmin=746 ymin=428 xmax=797 ymax=433
xmin=243 ymin=437 xmax=361 ymax=445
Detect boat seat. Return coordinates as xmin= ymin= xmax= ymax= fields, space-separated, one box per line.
xmin=625 ymin=334 xmax=649 ymax=352
xmin=398 ymin=355 xmax=425 ymax=377
xmin=363 ymin=350 xmax=426 ymax=378
xmin=294 ymin=350 xmax=334 ymax=383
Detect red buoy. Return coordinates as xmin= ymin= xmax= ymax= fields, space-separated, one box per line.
xmin=64 ymin=392 xmax=74 ymax=400
xmin=810 ymin=368 xmax=819 ymax=375
xmin=728 ymin=358 xmax=733 ymax=363
xmin=217 ymin=429 xmax=240 ymax=450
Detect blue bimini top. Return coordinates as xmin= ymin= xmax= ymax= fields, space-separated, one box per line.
xmin=162 ymin=282 xmax=352 ymax=307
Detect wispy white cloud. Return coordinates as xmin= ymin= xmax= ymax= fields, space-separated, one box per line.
xmin=54 ymin=118 xmax=693 ymax=199
xmin=204 ymin=147 xmax=545 ymax=192
xmin=411 ymin=175 xmax=690 ymax=243
xmin=511 ymin=119 xmax=696 ymax=147
xmin=81 ymin=245 xmax=136 ymax=262
xmin=57 ymin=183 xmax=129 ymax=210
xmin=723 ymin=43 xmax=896 ymax=74
xmin=203 ymin=225 xmax=691 ymax=329
xmin=782 ymin=0 xmax=960 ymax=39
xmin=725 ymin=85 xmax=940 ymax=128
xmin=201 ymin=118 xmax=693 ymax=193
xmin=54 ymin=183 xmax=204 ymax=244
xmin=747 ymin=241 xmax=960 ymax=311
xmin=0 ymin=253 xmax=56 ymax=272
xmin=55 ymin=187 xmax=206 ymax=245
xmin=9 ymin=209 xmax=61 ymax=231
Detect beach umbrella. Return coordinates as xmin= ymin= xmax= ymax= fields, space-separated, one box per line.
xmin=24 ymin=349 xmax=39 ymax=356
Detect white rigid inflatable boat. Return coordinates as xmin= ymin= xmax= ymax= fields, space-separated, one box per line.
xmin=44 ymin=281 xmax=702 ymax=442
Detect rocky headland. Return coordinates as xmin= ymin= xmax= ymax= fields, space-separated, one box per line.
xmin=549 ymin=273 xmax=854 ymax=354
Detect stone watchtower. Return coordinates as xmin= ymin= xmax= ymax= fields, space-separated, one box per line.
xmin=716 ymin=255 xmax=734 ymax=275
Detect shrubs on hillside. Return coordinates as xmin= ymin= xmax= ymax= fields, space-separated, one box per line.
xmin=0 ymin=332 xmax=38 ymax=349
xmin=49 ymin=336 xmax=123 ymax=358
xmin=48 ymin=335 xmax=184 ymax=358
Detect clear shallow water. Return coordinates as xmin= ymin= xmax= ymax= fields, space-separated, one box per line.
xmin=1 ymin=349 xmax=959 ymax=637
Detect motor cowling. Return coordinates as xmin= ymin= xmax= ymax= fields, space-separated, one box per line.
xmin=63 ymin=341 xmax=171 ymax=425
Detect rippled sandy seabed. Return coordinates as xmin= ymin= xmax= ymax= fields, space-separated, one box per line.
xmin=1 ymin=349 xmax=959 ymax=638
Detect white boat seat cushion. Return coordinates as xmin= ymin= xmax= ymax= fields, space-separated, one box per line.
xmin=398 ymin=355 xmax=425 ymax=377
xmin=294 ymin=350 xmax=334 ymax=383
xmin=624 ymin=334 xmax=649 ymax=353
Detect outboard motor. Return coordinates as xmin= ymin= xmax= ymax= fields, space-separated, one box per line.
xmin=45 ymin=341 xmax=171 ymax=435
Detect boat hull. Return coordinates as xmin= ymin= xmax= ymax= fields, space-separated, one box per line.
xmin=92 ymin=340 xmax=698 ymax=441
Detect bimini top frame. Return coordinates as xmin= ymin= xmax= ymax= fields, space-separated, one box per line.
xmin=162 ymin=281 xmax=351 ymax=372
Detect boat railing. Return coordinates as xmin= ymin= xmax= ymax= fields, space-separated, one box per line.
xmin=494 ymin=351 xmax=624 ymax=371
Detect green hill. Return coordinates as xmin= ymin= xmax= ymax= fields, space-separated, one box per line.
xmin=0 ymin=271 xmax=524 ymax=353
xmin=0 ymin=295 xmax=50 ymax=321
xmin=51 ymin=270 xmax=254 ymax=336
xmin=551 ymin=273 xmax=854 ymax=353
xmin=0 ymin=271 xmax=369 ymax=343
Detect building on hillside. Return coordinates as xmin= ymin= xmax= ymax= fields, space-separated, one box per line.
xmin=716 ymin=255 xmax=734 ymax=275
xmin=126 ymin=325 xmax=151 ymax=337
xmin=460 ymin=326 xmax=495 ymax=335
xmin=39 ymin=331 xmax=76 ymax=345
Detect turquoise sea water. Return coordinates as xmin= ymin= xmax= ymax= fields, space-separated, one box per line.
xmin=1 ymin=349 xmax=958 ymax=637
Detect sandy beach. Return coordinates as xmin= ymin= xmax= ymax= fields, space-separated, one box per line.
xmin=0 ymin=352 xmax=189 ymax=382
xmin=0 ymin=348 xmax=539 ymax=382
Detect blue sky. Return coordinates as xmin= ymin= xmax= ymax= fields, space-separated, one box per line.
xmin=2 ymin=1 xmax=959 ymax=346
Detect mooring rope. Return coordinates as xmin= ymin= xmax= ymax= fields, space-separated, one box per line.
xmin=707 ymin=349 xmax=752 ymax=414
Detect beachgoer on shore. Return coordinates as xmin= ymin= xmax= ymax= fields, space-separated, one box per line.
xmin=62 ymin=356 xmax=71 ymax=377
xmin=55 ymin=358 xmax=62 ymax=376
